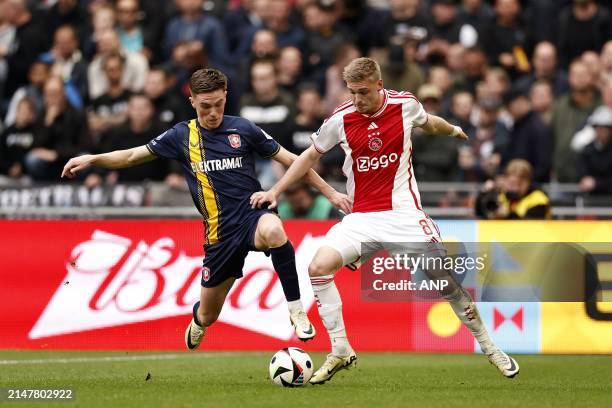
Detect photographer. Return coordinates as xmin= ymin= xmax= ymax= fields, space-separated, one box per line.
xmin=476 ymin=159 xmax=551 ymax=219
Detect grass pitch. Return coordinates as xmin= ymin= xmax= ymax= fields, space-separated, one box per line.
xmin=0 ymin=351 xmax=610 ymax=408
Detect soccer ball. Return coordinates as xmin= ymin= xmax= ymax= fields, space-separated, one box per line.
xmin=269 ymin=347 xmax=314 ymax=387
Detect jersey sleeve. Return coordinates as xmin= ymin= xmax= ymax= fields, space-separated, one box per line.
xmin=248 ymin=122 xmax=281 ymax=158
xmin=146 ymin=125 xmax=182 ymax=161
xmin=405 ymin=98 xmax=429 ymax=127
xmin=310 ymin=114 xmax=341 ymax=153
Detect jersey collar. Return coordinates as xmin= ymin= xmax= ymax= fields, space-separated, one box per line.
xmin=361 ymin=89 xmax=388 ymax=119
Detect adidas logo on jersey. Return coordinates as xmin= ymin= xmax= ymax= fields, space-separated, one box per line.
xmin=367 ymin=122 xmax=379 ymax=131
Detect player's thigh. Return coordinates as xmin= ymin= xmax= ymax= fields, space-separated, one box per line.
xmin=253 ymin=212 xmax=287 ymax=249
xmin=311 ymin=220 xmax=362 ymax=277
xmin=199 ymin=276 xmax=236 ymax=319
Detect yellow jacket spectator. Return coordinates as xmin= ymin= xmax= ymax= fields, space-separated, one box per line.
xmin=476 ymin=159 xmax=552 ymax=219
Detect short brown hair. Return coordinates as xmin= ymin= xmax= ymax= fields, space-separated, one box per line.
xmin=189 ymin=68 xmax=228 ymax=94
xmin=342 ymin=57 xmax=381 ymax=82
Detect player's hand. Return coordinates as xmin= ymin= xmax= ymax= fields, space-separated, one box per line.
xmin=61 ymin=155 xmax=94 ymax=178
xmin=328 ymin=191 xmax=352 ymax=215
xmin=454 ymin=129 xmax=469 ymax=140
xmin=250 ymin=189 xmax=279 ymax=209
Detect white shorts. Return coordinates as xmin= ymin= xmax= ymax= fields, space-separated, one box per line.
xmin=323 ymin=209 xmax=443 ymax=267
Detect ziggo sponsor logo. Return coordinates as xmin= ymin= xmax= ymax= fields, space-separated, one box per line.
xmin=356 ymin=153 xmax=399 ymax=172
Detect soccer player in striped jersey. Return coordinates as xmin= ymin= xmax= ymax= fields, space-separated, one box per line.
xmin=62 ymin=68 xmax=352 ymax=349
xmin=251 ymin=58 xmax=519 ymax=383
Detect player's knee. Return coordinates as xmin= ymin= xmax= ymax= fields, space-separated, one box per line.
xmin=262 ymin=224 xmax=287 ymax=248
xmin=308 ymin=259 xmax=334 ymax=277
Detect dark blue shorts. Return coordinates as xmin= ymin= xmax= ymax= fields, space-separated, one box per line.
xmin=201 ymin=208 xmax=273 ymax=288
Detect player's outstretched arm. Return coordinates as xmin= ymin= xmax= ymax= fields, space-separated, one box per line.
xmin=251 ymin=145 xmax=348 ymax=211
xmin=419 ymin=114 xmax=469 ymax=140
xmin=61 ymin=145 xmax=155 ymax=178
xmin=268 ymin=146 xmax=352 ymax=213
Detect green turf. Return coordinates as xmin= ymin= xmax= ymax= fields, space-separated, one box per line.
xmin=0 ymin=351 xmax=610 ymax=408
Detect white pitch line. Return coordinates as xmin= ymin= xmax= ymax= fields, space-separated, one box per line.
xmin=0 ymin=352 xmax=262 ymax=365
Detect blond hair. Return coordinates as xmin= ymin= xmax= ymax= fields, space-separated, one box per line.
xmin=342 ymin=57 xmax=381 ymax=83
xmin=504 ymin=159 xmax=533 ymax=181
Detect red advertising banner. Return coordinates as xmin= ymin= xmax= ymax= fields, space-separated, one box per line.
xmin=0 ymin=220 xmax=472 ymax=352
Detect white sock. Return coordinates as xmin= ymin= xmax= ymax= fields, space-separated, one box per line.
xmin=287 ymin=299 xmax=303 ymax=314
xmin=444 ymin=287 xmax=494 ymax=353
xmin=310 ymin=274 xmax=352 ymax=357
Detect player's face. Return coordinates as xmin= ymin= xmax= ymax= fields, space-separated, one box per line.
xmin=346 ymin=78 xmax=384 ymax=114
xmin=190 ymin=89 xmax=227 ymax=130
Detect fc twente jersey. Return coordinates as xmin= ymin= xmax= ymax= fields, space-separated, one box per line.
xmin=147 ymin=116 xmax=280 ymax=245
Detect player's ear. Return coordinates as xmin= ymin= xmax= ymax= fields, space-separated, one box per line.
xmin=377 ymin=79 xmax=383 ymax=91
xmin=189 ymin=96 xmax=195 ymax=109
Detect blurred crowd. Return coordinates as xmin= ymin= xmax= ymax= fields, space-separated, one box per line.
xmin=0 ymin=0 xmax=612 ymax=206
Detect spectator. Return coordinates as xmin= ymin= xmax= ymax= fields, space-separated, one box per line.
xmin=143 ymin=68 xmax=190 ymax=128
xmin=529 ymin=80 xmax=554 ymax=125
xmin=162 ymin=0 xmax=231 ymax=69
xmin=116 ymin=0 xmax=145 ymax=55
xmin=263 ymin=0 xmax=305 ymax=49
xmin=88 ymin=28 xmax=149 ymax=99
xmin=88 ymin=53 xmax=132 ymax=138
xmin=240 ymin=60 xmax=295 ymax=187
xmin=303 ymin=0 xmax=351 ymax=82
xmin=581 ymin=50 xmax=602 ymax=86
xmin=87 ymin=94 xmax=168 ymax=187
xmin=501 ymin=88 xmax=552 ymax=183
xmin=278 ymin=181 xmax=342 ymax=220
xmin=82 ymin=4 xmax=116 ymax=60
xmin=577 ymin=106 xmax=612 ymax=194
xmin=558 ymin=0 xmax=611 ymax=67
xmin=458 ymin=0 xmax=494 ymax=34
xmin=462 ymin=47 xmax=489 ymax=94
xmin=42 ymin=0 xmax=88 ymax=43
xmin=461 ymin=97 xmax=509 ymax=181
xmin=323 ymin=42 xmax=361 ymax=114
xmin=40 ymin=25 xmax=89 ymax=105
xmin=285 ymin=84 xmax=324 ymax=155
xmin=476 ymin=159 xmax=551 ymax=219
xmin=276 ymin=46 xmax=303 ymax=95
xmin=412 ymin=83 xmax=461 ymax=181
xmin=2 ymin=0 xmax=47 ymax=98
xmin=481 ymin=0 xmax=531 ymax=76
xmin=571 ymin=76 xmax=612 ymax=154
xmin=4 ymin=61 xmax=49 ymax=126
xmin=383 ymin=0 xmax=430 ymax=48
xmin=482 ymin=67 xmax=511 ymax=101
xmin=24 ymin=77 xmax=89 ymax=181
xmin=552 ymin=59 xmax=600 ymax=182
xmin=0 ymin=97 xmax=36 ymax=182
xmin=427 ymin=0 xmax=478 ymax=64
xmin=428 ymin=65 xmax=453 ymax=112
xmin=240 ymin=60 xmax=295 ymax=139
xmin=382 ymin=31 xmax=425 ymax=95
xmin=449 ymin=90 xmax=476 ymax=139
xmin=224 ymin=0 xmax=268 ymax=56
xmin=514 ymin=41 xmax=569 ymax=96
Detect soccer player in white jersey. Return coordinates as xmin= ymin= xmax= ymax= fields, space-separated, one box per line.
xmin=251 ymin=57 xmax=520 ymax=384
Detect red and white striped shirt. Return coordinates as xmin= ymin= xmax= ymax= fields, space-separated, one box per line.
xmin=311 ymin=89 xmax=428 ymax=213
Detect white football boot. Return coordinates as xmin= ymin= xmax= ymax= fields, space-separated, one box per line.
xmin=486 ymin=346 xmax=520 ymax=378
xmin=184 ymin=318 xmax=206 ymax=351
xmin=289 ymin=310 xmax=316 ymax=341
xmin=309 ymin=351 xmax=357 ymax=384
